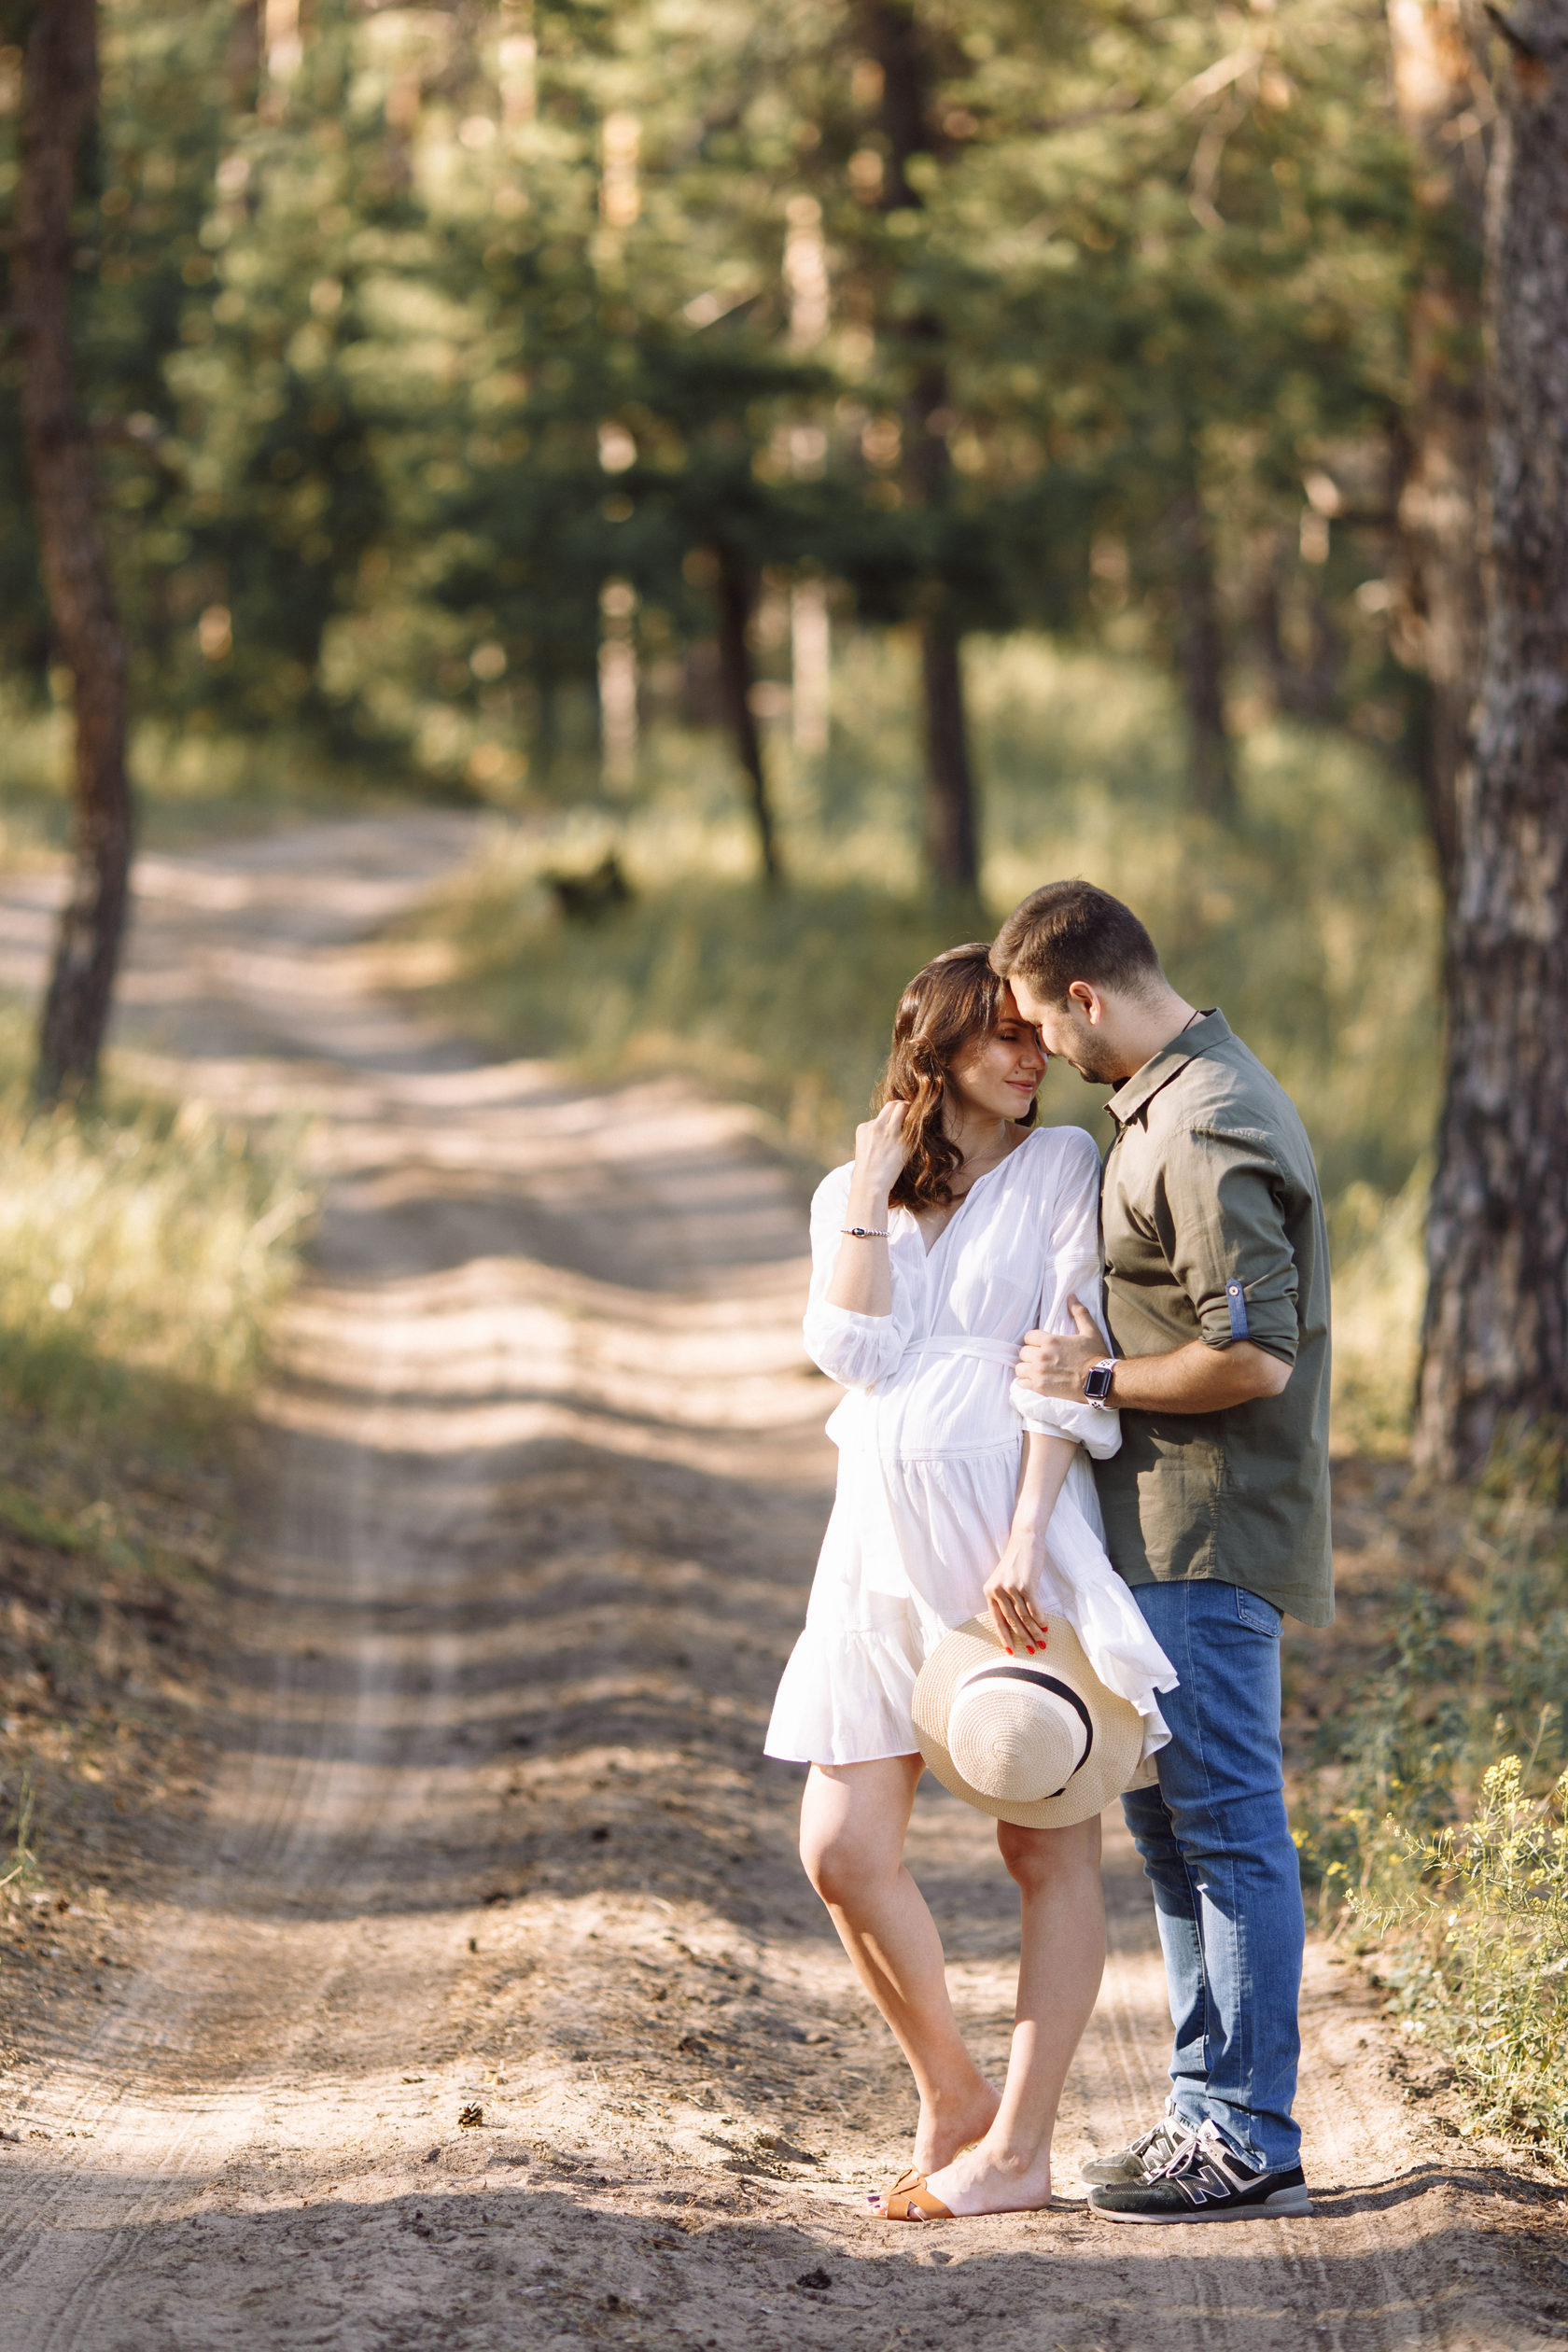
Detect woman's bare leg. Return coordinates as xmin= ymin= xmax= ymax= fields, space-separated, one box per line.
xmin=800 ymin=1757 xmax=1000 ymax=2175
xmin=886 ymin=1813 xmax=1105 ymax=2216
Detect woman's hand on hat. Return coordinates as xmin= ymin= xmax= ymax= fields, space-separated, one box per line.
xmin=983 ymin=1537 xmax=1047 ymax=1658
xmin=987 ymin=1430 xmax=1076 ymax=1653
xmin=851 ymin=1099 xmax=912 ymax=1196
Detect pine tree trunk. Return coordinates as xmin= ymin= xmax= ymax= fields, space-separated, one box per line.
xmin=1252 ymin=536 xmax=1346 ymax=720
xmin=227 ymin=0 xmax=262 ymax=113
xmin=864 ymin=0 xmax=981 ymax=897
xmin=1388 ymin=0 xmax=1490 ymax=900
xmin=13 ymin=0 xmax=134 ymax=1109
xmin=714 ymin=542 xmax=781 ymax=886
xmin=919 ymin=601 xmax=978 ymax=893
xmin=1170 ymin=475 xmax=1235 ymax=819
xmin=533 ymin=665 xmax=558 ymax=785
xmin=1414 ymin=11 xmax=1568 ymax=1477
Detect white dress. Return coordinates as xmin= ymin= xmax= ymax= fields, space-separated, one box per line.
xmin=764 ymin=1124 xmax=1176 ymax=1769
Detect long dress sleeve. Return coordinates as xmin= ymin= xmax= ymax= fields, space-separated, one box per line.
xmin=800 ymin=1165 xmax=912 ymax=1391
xmin=1010 ymin=1127 xmax=1123 ymax=1462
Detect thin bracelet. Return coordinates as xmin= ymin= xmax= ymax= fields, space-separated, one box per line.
xmin=841 ymin=1225 xmax=889 ymax=1239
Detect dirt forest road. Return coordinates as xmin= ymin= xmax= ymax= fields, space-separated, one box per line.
xmin=0 ymin=815 xmax=1560 ymax=2352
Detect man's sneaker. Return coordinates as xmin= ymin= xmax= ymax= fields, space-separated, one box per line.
xmin=1080 ymin=2106 xmax=1190 ymax=2188
xmin=1088 ymin=2119 xmax=1310 ymax=2224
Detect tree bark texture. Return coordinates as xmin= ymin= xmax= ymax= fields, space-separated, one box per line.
xmin=1387 ymin=0 xmax=1491 ymax=898
xmin=714 ymin=543 xmax=781 ymax=886
xmin=863 ymin=0 xmax=981 ymax=896
xmin=13 ymin=0 xmax=134 ymax=1107
xmin=1415 ymin=7 xmax=1568 ymax=1477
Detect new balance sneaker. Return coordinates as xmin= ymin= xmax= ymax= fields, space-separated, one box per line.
xmin=1088 ymin=2119 xmax=1311 ymax=2223
xmin=1080 ymin=2103 xmax=1191 ymax=2188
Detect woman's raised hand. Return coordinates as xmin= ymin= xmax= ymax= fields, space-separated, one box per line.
xmin=851 ymin=1099 xmax=911 ymax=1198
xmin=828 ymin=1102 xmax=907 ymax=1313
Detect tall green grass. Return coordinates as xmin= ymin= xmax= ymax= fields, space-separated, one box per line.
xmin=0 ymin=682 xmax=417 ymax=858
xmin=0 ymin=999 xmax=313 ymax=1900
xmin=1293 ymin=1438 xmax=1568 ymax=2168
xmin=0 ymin=1001 xmax=311 ymax=1477
xmin=1356 ymin=1757 xmax=1568 ymax=2167
xmin=420 ymin=635 xmax=1441 ymax=1450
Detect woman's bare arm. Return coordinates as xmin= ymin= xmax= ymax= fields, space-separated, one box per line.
xmin=983 ymin=1431 xmax=1078 ymax=1654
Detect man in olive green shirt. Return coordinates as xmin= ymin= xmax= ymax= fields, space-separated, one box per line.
xmin=995 ymin=880 xmax=1327 ymax=2226
xmin=1087 ymin=1007 xmax=1332 ymax=1628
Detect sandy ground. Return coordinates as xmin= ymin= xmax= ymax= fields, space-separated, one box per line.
xmin=0 ymin=814 xmax=1563 ymax=2351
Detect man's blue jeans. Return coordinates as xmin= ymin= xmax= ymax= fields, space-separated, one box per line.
xmin=1121 ymin=1578 xmax=1305 ymax=2176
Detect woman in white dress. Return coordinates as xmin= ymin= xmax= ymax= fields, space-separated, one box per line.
xmin=765 ymin=943 xmax=1174 ymax=2221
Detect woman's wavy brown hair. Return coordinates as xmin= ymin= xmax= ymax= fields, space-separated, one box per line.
xmin=875 ymin=942 xmax=1037 ymax=1212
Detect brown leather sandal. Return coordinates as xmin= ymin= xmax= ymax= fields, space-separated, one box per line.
xmin=881 ymin=2177 xmax=954 ymax=2221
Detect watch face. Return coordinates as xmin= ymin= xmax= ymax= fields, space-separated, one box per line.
xmin=1084 ymin=1362 xmax=1113 ymax=1401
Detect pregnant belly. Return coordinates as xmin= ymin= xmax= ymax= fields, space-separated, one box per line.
xmin=874 ymin=1352 xmax=1021 ymax=1461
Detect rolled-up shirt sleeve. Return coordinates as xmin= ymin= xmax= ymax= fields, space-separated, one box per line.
xmin=1011 ymin=1127 xmax=1122 ymax=1463
xmin=1158 ymin=1123 xmax=1301 ymax=1364
xmin=801 ymin=1167 xmax=910 ymax=1390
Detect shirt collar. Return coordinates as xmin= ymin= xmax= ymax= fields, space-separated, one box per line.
xmin=1104 ymin=1009 xmax=1232 ymax=1127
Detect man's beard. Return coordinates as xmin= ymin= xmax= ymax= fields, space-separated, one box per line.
xmin=1064 ymin=1039 xmax=1126 ymax=1085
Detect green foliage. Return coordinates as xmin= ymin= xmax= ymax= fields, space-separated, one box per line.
xmin=419 ymin=637 xmax=1438 ymax=1442
xmin=1300 ymin=1473 xmax=1568 ymax=1897
xmin=431 ymin=637 xmax=1437 ymax=1165
xmin=1356 ymin=1760 xmax=1568 ymax=2171
xmin=0 ymin=0 xmax=1447 ymax=812
xmin=0 ymin=1002 xmax=312 ymax=1455
xmin=0 ymin=1005 xmax=309 ymax=1902
xmin=0 ymin=683 xmax=417 ymax=856
xmin=437 ymin=847 xmax=955 ymax=1143
xmin=1298 ymin=1448 xmax=1568 ymax=2168
xmin=1324 ymin=1166 xmax=1429 ymax=1459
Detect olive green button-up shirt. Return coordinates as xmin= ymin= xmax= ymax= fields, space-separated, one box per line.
xmin=1092 ymin=1010 xmax=1334 ymax=1628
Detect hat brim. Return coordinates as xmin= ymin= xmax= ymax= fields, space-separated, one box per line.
xmin=912 ymin=1614 xmax=1145 ymax=1828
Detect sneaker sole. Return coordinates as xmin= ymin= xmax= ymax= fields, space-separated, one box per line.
xmin=1093 ymin=2183 xmax=1312 ymax=2224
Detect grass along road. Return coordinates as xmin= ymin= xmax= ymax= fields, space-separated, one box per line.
xmin=0 ymin=817 xmax=1560 ymax=2349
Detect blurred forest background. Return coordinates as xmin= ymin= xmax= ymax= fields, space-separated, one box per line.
xmin=0 ymin=0 xmax=1464 ymax=1442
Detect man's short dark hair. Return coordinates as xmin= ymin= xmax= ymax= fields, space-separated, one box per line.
xmin=990 ymin=880 xmax=1164 ymax=1006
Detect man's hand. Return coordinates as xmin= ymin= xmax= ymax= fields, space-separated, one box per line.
xmin=1015 ymin=1298 xmax=1108 ymax=1403
xmin=1017 ymin=1301 xmax=1294 ymax=1413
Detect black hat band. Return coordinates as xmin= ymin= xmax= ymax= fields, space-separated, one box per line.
xmin=959 ymin=1665 xmax=1095 ymax=1799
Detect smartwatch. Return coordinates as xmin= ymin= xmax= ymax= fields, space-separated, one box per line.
xmin=1082 ymin=1357 xmax=1117 ymax=1408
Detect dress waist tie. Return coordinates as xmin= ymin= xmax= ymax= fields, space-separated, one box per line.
xmin=904 ymin=1336 xmax=1021 ymax=1369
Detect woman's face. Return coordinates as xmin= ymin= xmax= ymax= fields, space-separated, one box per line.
xmin=946 ymin=988 xmax=1047 ymax=1123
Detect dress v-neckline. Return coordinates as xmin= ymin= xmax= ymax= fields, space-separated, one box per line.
xmin=914 ymin=1128 xmax=1035 ymax=1261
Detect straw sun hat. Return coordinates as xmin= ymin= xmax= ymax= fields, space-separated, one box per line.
xmin=912 ymin=1614 xmax=1146 ymax=1829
